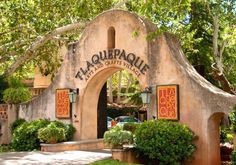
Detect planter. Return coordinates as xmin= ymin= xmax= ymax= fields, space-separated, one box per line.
xmin=112 ymin=148 xmax=141 ymax=164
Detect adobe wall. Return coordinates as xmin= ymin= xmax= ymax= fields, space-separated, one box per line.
xmin=18 ymin=10 xmax=236 ymax=165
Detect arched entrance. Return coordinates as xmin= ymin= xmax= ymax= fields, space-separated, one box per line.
xmin=79 ymin=67 xmax=145 ymax=140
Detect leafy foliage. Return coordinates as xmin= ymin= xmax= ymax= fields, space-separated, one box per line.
xmin=126 ymin=0 xmax=236 ymax=90
xmin=0 ymin=145 xmax=14 ymax=152
xmin=0 ymin=0 xmax=118 ymax=76
xmin=90 ymin=159 xmax=141 ymax=165
xmin=220 ymin=125 xmax=233 ymax=144
xmin=10 ymin=118 xmax=26 ymax=134
xmin=11 ymin=119 xmax=50 ymax=151
xmin=229 ymin=105 xmax=236 ymax=133
xmin=104 ymin=125 xmax=133 ymax=148
xmin=11 ymin=119 xmax=76 ymax=151
xmin=135 ymin=120 xmax=196 ymax=165
xmin=0 ymin=75 xmax=8 ymax=103
xmin=3 ymin=87 xmax=31 ymax=104
xmin=38 ymin=123 xmax=65 ymax=144
xmin=232 ymin=150 xmax=236 ymax=165
xmin=2 ymin=77 xmax=31 ymax=104
xmin=49 ymin=120 xmax=76 ymax=141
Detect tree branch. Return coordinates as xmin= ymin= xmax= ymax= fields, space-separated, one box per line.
xmin=219 ymin=40 xmax=227 ymax=62
xmin=211 ymin=63 xmax=236 ymax=94
xmin=4 ymin=21 xmax=87 ymax=76
xmin=205 ymin=1 xmax=213 ymax=17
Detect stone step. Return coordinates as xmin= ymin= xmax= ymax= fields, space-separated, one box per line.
xmin=40 ymin=139 xmax=104 ymax=152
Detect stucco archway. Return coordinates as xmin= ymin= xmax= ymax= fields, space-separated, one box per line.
xmin=78 ymin=66 xmax=145 ymax=140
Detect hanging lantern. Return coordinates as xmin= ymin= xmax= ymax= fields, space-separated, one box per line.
xmin=69 ymin=89 xmax=79 ymax=103
xmin=140 ymin=87 xmax=152 ymax=104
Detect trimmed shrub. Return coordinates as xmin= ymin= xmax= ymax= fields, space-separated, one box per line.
xmin=11 ymin=119 xmax=76 ymax=151
xmin=10 ymin=118 xmax=26 ymax=133
xmin=104 ymin=125 xmax=133 ymax=148
xmin=64 ymin=124 xmax=76 ymax=141
xmin=11 ymin=119 xmax=50 ymax=151
xmin=38 ymin=123 xmax=65 ymax=143
xmin=50 ymin=120 xmax=76 ymax=141
xmin=0 ymin=145 xmax=14 ymax=152
xmin=135 ymin=120 xmax=196 ymax=165
xmin=232 ymin=150 xmax=236 ymax=165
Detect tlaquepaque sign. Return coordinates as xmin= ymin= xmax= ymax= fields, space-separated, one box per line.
xmin=75 ymin=49 xmax=150 ymax=81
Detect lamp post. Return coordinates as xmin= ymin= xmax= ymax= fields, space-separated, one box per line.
xmin=140 ymin=87 xmax=152 ymax=104
xmin=69 ymin=89 xmax=79 ymax=103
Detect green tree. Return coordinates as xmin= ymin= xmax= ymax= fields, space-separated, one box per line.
xmin=125 ymin=0 xmax=236 ymax=93
xmin=0 ymin=0 xmax=118 ymax=77
xmin=3 ymin=76 xmax=31 ymax=118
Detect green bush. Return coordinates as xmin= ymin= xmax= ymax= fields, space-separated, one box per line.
xmin=3 ymin=87 xmax=31 ymax=104
xmin=135 ymin=120 xmax=196 ymax=165
xmin=104 ymin=126 xmax=133 ymax=148
xmin=220 ymin=126 xmax=233 ymax=144
xmin=232 ymin=150 xmax=236 ymax=165
xmin=0 ymin=75 xmax=8 ymax=103
xmin=0 ymin=145 xmax=14 ymax=152
xmin=50 ymin=120 xmax=76 ymax=141
xmin=11 ymin=119 xmax=76 ymax=151
xmin=3 ymin=77 xmax=31 ymax=104
xmin=38 ymin=123 xmax=65 ymax=143
xmin=11 ymin=119 xmax=50 ymax=151
xmin=10 ymin=118 xmax=26 ymax=133
xmin=64 ymin=124 xmax=76 ymax=141
xmin=230 ymin=105 xmax=236 ymax=133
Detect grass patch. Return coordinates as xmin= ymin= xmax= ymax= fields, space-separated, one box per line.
xmin=89 ymin=159 xmax=142 ymax=165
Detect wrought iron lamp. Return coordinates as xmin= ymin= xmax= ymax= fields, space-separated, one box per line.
xmin=69 ymin=89 xmax=79 ymax=103
xmin=140 ymin=87 xmax=152 ymax=104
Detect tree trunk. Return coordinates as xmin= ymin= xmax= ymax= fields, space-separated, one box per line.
xmin=210 ymin=12 xmax=235 ymax=94
xmin=108 ymin=77 xmax=113 ymax=103
xmin=125 ymin=74 xmax=132 ymax=99
xmin=117 ymin=71 xmax=123 ymax=104
xmin=212 ymin=15 xmax=224 ymax=75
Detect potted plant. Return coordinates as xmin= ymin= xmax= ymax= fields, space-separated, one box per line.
xmin=38 ymin=123 xmax=65 ymax=144
xmin=104 ymin=125 xmax=133 ymax=149
xmin=104 ymin=125 xmax=135 ymax=162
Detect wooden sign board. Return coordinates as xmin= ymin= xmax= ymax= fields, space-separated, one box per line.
xmin=56 ymin=89 xmax=71 ymax=118
xmin=157 ymin=85 xmax=179 ymax=120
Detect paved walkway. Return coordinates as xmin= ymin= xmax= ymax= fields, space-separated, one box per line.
xmin=0 ymin=150 xmax=112 ymax=165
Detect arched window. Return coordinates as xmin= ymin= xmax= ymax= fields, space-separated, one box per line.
xmin=107 ymin=27 xmax=115 ymax=49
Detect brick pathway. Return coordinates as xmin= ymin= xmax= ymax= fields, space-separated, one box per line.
xmin=0 ymin=150 xmax=112 ymax=165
